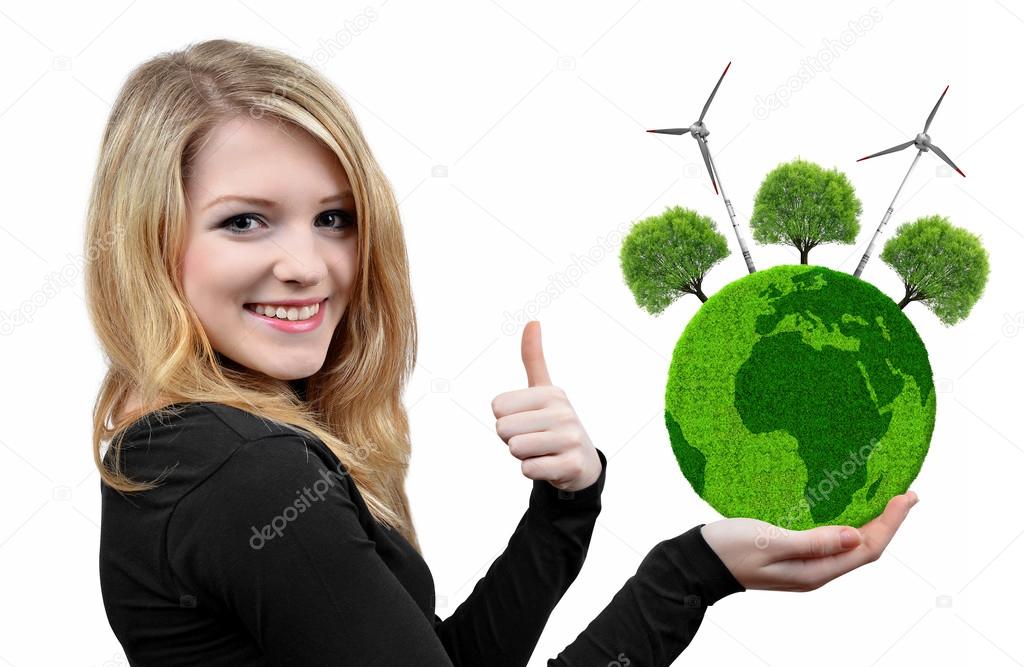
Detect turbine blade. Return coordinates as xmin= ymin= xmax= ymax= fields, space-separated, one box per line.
xmin=697 ymin=136 xmax=718 ymax=195
xmin=856 ymin=140 xmax=915 ymax=162
xmin=923 ymin=84 xmax=949 ymax=133
xmin=646 ymin=128 xmax=689 ymax=135
xmin=699 ymin=61 xmax=731 ymax=122
xmin=928 ymin=142 xmax=966 ymax=177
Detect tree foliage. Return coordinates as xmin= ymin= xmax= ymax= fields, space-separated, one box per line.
xmin=880 ymin=214 xmax=989 ymax=326
xmin=750 ymin=158 xmax=862 ymax=264
xmin=620 ymin=206 xmax=730 ymax=313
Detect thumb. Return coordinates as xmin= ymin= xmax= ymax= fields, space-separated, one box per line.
xmin=776 ymin=525 xmax=861 ymax=560
xmin=521 ymin=320 xmax=552 ymax=387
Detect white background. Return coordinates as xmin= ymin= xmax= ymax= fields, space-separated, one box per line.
xmin=1 ymin=0 xmax=1021 ymax=665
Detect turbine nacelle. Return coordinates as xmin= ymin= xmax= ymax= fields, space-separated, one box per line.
xmin=689 ymin=121 xmax=709 ymax=138
xmin=914 ymin=132 xmax=931 ymax=151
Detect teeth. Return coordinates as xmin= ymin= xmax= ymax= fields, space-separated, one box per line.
xmin=251 ymin=301 xmax=320 ymax=321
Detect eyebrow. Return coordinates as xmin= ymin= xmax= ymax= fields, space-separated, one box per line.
xmin=202 ymin=191 xmax=353 ymax=211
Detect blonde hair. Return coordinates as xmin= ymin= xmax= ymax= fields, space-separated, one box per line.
xmin=85 ymin=39 xmax=422 ymax=553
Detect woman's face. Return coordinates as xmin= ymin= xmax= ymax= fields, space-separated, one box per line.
xmin=181 ymin=115 xmax=358 ymax=381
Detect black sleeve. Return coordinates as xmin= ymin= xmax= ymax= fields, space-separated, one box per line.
xmin=431 ymin=448 xmax=608 ymax=666
xmin=545 ymin=524 xmax=747 ymax=666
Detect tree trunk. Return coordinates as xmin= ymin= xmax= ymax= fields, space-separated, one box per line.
xmin=799 ymin=247 xmax=809 ymax=264
xmin=897 ymin=291 xmax=913 ymax=309
xmin=694 ymin=285 xmax=708 ymax=302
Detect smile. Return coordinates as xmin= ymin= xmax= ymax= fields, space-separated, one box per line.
xmin=243 ymin=298 xmax=327 ymax=333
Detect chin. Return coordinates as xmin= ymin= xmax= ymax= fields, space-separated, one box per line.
xmin=233 ymin=350 xmax=327 ymax=382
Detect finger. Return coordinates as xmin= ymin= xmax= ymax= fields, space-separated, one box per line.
xmin=767 ymin=492 xmax=918 ymax=589
xmin=492 ymin=385 xmax=567 ymax=419
xmin=772 ymin=524 xmax=863 ymax=561
xmin=521 ymin=320 xmax=552 ymax=387
xmin=495 ymin=409 xmax=554 ymax=443
xmin=858 ymin=491 xmax=918 ymax=557
xmin=520 ymin=452 xmax=566 ymax=484
xmin=507 ymin=431 xmax=562 ymax=461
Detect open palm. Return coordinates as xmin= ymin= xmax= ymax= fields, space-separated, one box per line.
xmin=700 ymin=491 xmax=919 ymax=592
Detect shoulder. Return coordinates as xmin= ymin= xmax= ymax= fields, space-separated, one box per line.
xmin=166 ymin=433 xmax=355 ymax=539
xmin=203 ymin=431 xmax=350 ymax=495
xmin=110 ymin=401 xmax=348 ymax=499
xmin=120 ymin=401 xmax=303 ymax=443
xmin=115 ymin=401 xmax=338 ymax=463
xmin=199 ymin=405 xmax=350 ymax=482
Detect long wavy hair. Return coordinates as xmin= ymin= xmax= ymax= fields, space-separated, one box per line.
xmin=84 ymin=38 xmax=422 ymax=553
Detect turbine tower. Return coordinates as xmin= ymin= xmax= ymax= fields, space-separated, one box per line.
xmin=853 ymin=85 xmax=965 ymax=278
xmin=647 ymin=62 xmax=756 ymax=274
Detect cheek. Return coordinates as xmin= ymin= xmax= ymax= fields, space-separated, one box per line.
xmin=328 ymin=242 xmax=359 ymax=301
xmin=181 ymin=241 xmax=254 ymax=315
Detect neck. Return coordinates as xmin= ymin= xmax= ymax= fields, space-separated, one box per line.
xmin=290 ymin=377 xmax=309 ymax=402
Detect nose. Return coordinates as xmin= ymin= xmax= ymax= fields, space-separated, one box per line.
xmin=271 ymin=228 xmax=329 ymax=286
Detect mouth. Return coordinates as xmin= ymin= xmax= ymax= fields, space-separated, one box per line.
xmin=243 ymin=297 xmax=328 ymax=333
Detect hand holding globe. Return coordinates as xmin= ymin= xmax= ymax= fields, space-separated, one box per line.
xmin=700 ymin=489 xmax=917 ymax=592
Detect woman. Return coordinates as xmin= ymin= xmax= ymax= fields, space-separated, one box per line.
xmin=89 ymin=39 xmax=917 ymax=666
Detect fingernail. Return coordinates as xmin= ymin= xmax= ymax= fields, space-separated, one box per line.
xmin=840 ymin=528 xmax=859 ymax=548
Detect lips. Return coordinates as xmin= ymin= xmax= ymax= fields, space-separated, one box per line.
xmin=243 ymin=297 xmax=327 ymax=332
xmin=244 ymin=297 xmax=328 ymax=309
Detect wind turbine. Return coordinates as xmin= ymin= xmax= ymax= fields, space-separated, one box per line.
xmin=647 ymin=62 xmax=756 ymax=274
xmin=852 ymin=85 xmax=965 ymax=278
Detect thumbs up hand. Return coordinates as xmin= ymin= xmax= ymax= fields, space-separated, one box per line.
xmin=491 ymin=320 xmax=603 ymax=493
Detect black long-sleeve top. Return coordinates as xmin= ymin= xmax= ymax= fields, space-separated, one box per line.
xmin=99 ymin=401 xmax=744 ymax=666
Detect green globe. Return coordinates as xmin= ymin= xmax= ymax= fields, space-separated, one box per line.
xmin=665 ymin=264 xmax=935 ymax=530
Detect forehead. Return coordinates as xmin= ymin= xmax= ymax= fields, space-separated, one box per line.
xmin=185 ymin=115 xmax=350 ymax=202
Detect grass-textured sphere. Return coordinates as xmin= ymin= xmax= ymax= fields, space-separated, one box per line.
xmin=665 ymin=265 xmax=935 ymax=529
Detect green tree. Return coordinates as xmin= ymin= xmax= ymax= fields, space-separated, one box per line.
xmin=620 ymin=206 xmax=730 ymax=312
xmin=750 ymin=158 xmax=862 ymax=264
xmin=881 ymin=214 xmax=989 ymax=325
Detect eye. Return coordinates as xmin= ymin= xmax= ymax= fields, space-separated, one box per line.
xmin=317 ymin=210 xmax=356 ymax=231
xmin=215 ymin=210 xmax=356 ymax=235
xmin=217 ymin=214 xmax=266 ymax=235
